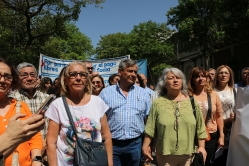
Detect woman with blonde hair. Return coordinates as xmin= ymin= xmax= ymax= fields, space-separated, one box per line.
xmin=213 ymin=65 xmax=236 ymax=166
xmin=46 ymin=61 xmax=113 ymax=166
xmin=142 ymin=68 xmax=207 ymax=166
xmin=188 ymin=67 xmax=224 ymax=166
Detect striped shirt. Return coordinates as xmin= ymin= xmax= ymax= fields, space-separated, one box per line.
xmin=100 ymin=83 xmax=151 ymax=140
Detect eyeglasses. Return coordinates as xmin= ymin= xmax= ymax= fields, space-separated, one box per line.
xmin=19 ymin=73 xmax=37 ymax=79
xmin=0 ymin=74 xmax=13 ymax=81
xmin=87 ymin=67 xmax=94 ymax=71
xmin=69 ymin=72 xmax=88 ymax=79
xmin=92 ymin=81 xmax=101 ymax=84
xmin=218 ymin=72 xmax=230 ymax=75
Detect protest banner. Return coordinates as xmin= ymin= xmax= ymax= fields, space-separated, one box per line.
xmin=39 ymin=54 xmax=147 ymax=86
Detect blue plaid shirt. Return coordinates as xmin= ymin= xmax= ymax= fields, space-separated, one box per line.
xmin=100 ymin=83 xmax=151 ymax=140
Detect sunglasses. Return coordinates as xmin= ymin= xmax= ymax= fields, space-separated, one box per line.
xmin=92 ymin=81 xmax=101 ymax=84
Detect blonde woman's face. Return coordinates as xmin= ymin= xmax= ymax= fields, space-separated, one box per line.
xmin=65 ymin=64 xmax=88 ymax=93
xmin=217 ymin=67 xmax=230 ymax=84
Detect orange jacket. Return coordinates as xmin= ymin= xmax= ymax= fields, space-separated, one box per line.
xmin=0 ymin=99 xmax=43 ymax=166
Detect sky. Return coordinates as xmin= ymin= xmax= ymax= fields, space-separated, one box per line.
xmin=76 ymin=0 xmax=179 ymax=48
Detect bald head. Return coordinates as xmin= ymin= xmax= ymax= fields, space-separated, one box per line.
xmin=139 ymin=74 xmax=147 ymax=86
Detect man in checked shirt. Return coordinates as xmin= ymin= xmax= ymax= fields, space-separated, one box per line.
xmin=100 ymin=59 xmax=151 ymax=166
xmin=11 ymin=62 xmax=49 ymax=143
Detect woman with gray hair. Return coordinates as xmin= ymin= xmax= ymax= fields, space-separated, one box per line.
xmin=142 ymin=68 xmax=207 ymax=166
xmin=45 ymin=61 xmax=113 ymax=166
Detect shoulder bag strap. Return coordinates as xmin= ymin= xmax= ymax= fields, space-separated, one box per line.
xmin=206 ymin=93 xmax=212 ymax=125
xmin=233 ymin=88 xmax=237 ymax=100
xmin=190 ymin=96 xmax=198 ymax=147
xmin=62 ymin=96 xmax=77 ymax=134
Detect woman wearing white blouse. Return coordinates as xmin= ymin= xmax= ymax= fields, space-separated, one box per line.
xmin=214 ymin=65 xmax=236 ymax=166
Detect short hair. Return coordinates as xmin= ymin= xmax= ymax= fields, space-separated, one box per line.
xmin=154 ymin=68 xmax=188 ymax=97
xmin=137 ymin=74 xmax=145 ymax=88
xmin=241 ymin=67 xmax=249 ymax=77
xmin=0 ymin=57 xmax=18 ymax=90
xmin=208 ymin=68 xmax=216 ymax=72
xmin=187 ymin=67 xmax=212 ymax=96
xmin=91 ymin=74 xmax=106 ymax=89
xmin=119 ymin=59 xmax=137 ymax=70
xmin=39 ymin=77 xmax=52 ymax=93
xmin=16 ymin=62 xmax=37 ymax=75
xmin=60 ymin=61 xmax=92 ymax=95
xmin=108 ymin=74 xmax=119 ymax=85
xmin=214 ymin=65 xmax=234 ymax=89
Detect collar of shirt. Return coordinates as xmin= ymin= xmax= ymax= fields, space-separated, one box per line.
xmin=116 ymin=82 xmax=135 ymax=96
xmin=19 ymin=88 xmax=38 ymax=99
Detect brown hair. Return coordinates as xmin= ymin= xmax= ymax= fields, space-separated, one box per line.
xmin=0 ymin=57 xmax=18 ymax=90
xmin=187 ymin=67 xmax=212 ymax=96
xmin=91 ymin=74 xmax=105 ymax=90
xmin=214 ymin=65 xmax=234 ymax=89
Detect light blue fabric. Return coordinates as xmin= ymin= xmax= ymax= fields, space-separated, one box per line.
xmin=145 ymin=86 xmax=154 ymax=98
xmin=100 ymin=83 xmax=151 ymax=140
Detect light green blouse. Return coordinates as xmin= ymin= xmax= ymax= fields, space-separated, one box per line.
xmin=145 ymin=96 xmax=207 ymax=155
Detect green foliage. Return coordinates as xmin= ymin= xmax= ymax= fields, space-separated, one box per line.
xmin=96 ymin=20 xmax=175 ymax=70
xmin=40 ymin=23 xmax=94 ymax=61
xmin=166 ymin=0 xmax=249 ymax=68
xmin=151 ymin=63 xmax=173 ymax=78
xmin=0 ymin=0 xmax=104 ymax=66
xmin=96 ymin=32 xmax=132 ymax=59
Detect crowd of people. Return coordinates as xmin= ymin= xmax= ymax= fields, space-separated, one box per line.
xmin=0 ymin=56 xmax=249 ymax=166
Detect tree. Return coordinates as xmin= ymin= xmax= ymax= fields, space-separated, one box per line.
xmin=96 ymin=21 xmax=175 ymax=76
xmin=166 ymin=0 xmax=249 ymax=69
xmin=129 ymin=21 xmax=175 ymax=68
xmin=0 ymin=0 xmax=104 ymax=66
xmin=40 ymin=23 xmax=94 ymax=60
xmin=167 ymin=0 xmax=226 ymax=69
xmin=96 ymin=32 xmax=132 ymax=59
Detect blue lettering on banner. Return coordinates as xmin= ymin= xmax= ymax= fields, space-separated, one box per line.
xmin=54 ymin=63 xmax=67 ymax=67
xmin=104 ymin=62 xmax=116 ymax=68
xmin=44 ymin=65 xmax=58 ymax=72
xmin=44 ymin=59 xmax=53 ymax=65
xmin=97 ymin=68 xmax=111 ymax=72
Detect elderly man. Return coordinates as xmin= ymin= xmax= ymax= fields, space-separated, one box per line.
xmin=140 ymin=73 xmax=154 ymax=98
xmin=100 ymin=59 xmax=151 ymax=166
xmin=12 ymin=62 xmax=49 ymax=139
xmin=208 ymin=68 xmax=216 ymax=81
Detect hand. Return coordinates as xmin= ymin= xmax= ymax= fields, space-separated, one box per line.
xmin=198 ymin=147 xmax=207 ymax=163
xmin=5 ymin=113 xmax=45 ymax=144
xmin=142 ymin=146 xmax=153 ymax=162
xmin=218 ymin=133 xmax=225 ymax=148
xmin=230 ymin=112 xmax=235 ymax=121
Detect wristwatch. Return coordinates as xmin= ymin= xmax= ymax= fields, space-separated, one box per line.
xmin=32 ymin=156 xmax=42 ymax=163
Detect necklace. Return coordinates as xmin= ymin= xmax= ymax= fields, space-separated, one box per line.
xmin=69 ymin=96 xmax=85 ymax=133
xmin=170 ymin=99 xmax=180 ymax=151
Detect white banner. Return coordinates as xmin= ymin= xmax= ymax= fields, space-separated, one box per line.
xmin=38 ymin=54 xmax=130 ymax=85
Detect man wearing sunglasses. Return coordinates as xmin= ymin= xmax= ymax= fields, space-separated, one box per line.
xmin=84 ymin=61 xmax=95 ymax=78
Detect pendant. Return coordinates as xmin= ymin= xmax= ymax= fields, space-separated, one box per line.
xmin=77 ymin=127 xmax=81 ymax=133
